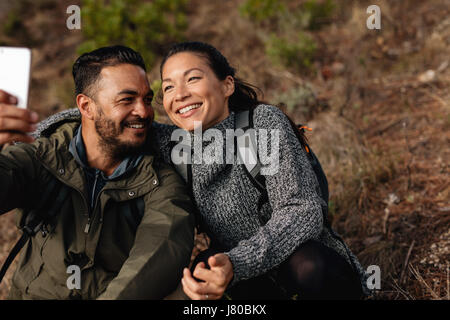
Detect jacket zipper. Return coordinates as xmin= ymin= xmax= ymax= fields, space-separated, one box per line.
xmin=84 ymin=170 xmax=100 ymax=234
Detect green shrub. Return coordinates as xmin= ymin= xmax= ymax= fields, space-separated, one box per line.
xmin=240 ymin=0 xmax=335 ymax=29
xmin=78 ymin=0 xmax=187 ymax=67
xmin=300 ymin=0 xmax=335 ymax=30
xmin=271 ymin=84 xmax=319 ymax=120
xmin=265 ymin=31 xmax=317 ymax=71
xmin=240 ymin=0 xmax=334 ymax=72
xmin=239 ymin=0 xmax=286 ymax=22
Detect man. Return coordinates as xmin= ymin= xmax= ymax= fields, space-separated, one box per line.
xmin=0 ymin=45 xmax=195 ymax=299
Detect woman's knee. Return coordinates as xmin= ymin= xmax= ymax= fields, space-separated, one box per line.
xmin=278 ymin=240 xmax=363 ymax=299
xmin=280 ymin=240 xmax=327 ymax=288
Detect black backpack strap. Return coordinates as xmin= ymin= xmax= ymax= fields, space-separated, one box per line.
xmin=0 ymin=233 xmax=29 ymax=283
xmin=305 ymin=145 xmax=329 ymax=204
xmin=235 ymin=110 xmax=266 ymax=191
xmin=0 ymin=177 xmax=71 ymax=284
xmin=235 ymin=110 xmax=268 ymax=221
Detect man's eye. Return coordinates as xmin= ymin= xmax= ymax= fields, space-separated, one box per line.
xmin=121 ymin=97 xmax=133 ymax=102
xmin=144 ymin=97 xmax=153 ymax=105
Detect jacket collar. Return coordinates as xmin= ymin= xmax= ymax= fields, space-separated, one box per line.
xmin=35 ymin=121 xmax=159 ymax=198
xmin=69 ymin=125 xmax=143 ymax=181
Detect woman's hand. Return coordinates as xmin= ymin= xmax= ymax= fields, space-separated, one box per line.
xmin=0 ymin=90 xmax=38 ymax=146
xmin=181 ymin=253 xmax=234 ymax=300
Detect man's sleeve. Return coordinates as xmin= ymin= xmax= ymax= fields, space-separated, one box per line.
xmin=98 ymin=163 xmax=196 ymax=299
xmin=0 ymin=143 xmax=41 ymax=213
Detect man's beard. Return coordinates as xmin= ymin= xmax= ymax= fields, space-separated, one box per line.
xmin=94 ymin=109 xmax=149 ymax=161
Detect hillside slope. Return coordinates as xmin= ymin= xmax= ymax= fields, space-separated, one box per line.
xmin=0 ymin=0 xmax=448 ymax=299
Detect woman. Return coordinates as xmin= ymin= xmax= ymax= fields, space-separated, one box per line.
xmin=154 ymin=41 xmax=367 ymax=300
xmin=31 ymin=42 xmax=368 ymax=300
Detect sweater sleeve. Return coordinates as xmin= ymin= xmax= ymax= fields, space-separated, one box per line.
xmin=150 ymin=121 xmax=178 ymax=164
xmin=225 ymin=104 xmax=325 ymax=284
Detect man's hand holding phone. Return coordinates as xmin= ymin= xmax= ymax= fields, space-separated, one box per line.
xmin=0 ymin=90 xmax=38 ymax=146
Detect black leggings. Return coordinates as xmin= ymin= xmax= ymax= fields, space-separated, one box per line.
xmin=191 ymin=240 xmax=364 ymax=300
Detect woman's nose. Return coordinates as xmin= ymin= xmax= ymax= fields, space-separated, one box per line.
xmin=175 ymin=83 xmax=190 ymax=101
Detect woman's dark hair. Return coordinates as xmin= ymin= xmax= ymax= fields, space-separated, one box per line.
xmin=73 ymin=45 xmax=147 ymax=97
xmin=159 ymin=41 xmax=307 ymax=146
xmin=159 ymin=41 xmax=261 ymax=112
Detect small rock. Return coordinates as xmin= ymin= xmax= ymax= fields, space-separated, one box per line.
xmin=418 ymin=70 xmax=436 ymax=83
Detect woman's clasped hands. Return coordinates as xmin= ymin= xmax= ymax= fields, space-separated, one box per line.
xmin=181 ymin=253 xmax=234 ymax=300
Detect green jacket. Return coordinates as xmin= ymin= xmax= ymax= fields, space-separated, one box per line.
xmin=0 ymin=121 xmax=195 ymax=299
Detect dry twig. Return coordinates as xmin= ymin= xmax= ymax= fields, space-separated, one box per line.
xmin=409 ymin=265 xmax=441 ymax=300
xmin=400 ymin=240 xmax=416 ymax=285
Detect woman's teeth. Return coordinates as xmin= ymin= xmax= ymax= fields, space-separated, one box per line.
xmin=178 ymin=103 xmax=202 ymax=114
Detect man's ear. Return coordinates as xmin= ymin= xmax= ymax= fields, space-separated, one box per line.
xmin=76 ymin=94 xmax=95 ymax=120
xmin=222 ymin=76 xmax=235 ymax=98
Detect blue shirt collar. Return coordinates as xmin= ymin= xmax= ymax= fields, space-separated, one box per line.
xmin=69 ymin=125 xmax=143 ymax=180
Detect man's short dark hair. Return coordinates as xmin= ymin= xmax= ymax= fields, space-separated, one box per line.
xmin=73 ymin=45 xmax=147 ymax=97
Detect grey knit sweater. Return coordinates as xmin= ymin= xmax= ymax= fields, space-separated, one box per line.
xmin=35 ymin=104 xmax=369 ymax=295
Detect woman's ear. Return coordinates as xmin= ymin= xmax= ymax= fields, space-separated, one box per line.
xmin=76 ymin=94 xmax=95 ymax=120
xmin=222 ymin=76 xmax=235 ymax=98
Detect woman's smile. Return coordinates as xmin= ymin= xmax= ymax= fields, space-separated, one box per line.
xmin=176 ymin=102 xmax=203 ymax=118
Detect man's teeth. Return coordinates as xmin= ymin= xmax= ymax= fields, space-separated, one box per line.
xmin=178 ymin=103 xmax=202 ymax=114
xmin=126 ymin=124 xmax=145 ymax=129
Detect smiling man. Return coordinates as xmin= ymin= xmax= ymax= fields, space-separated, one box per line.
xmin=0 ymin=46 xmax=195 ymax=299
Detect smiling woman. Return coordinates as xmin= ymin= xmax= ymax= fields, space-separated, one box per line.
xmin=156 ymin=41 xmax=368 ymax=300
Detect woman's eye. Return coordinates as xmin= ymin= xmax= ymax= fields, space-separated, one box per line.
xmin=188 ymin=76 xmax=201 ymax=82
xmin=163 ymin=85 xmax=173 ymax=92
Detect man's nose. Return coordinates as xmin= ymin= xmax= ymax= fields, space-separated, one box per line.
xmin=133 ymin=99 xmax=153 ymax=119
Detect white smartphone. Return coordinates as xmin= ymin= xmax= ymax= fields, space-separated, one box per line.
xmin=0 ymin=47 xmax=32 ymax=108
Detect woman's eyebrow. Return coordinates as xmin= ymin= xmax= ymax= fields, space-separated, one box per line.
xmin=162 ymin=68 xmax=204 ymax=83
